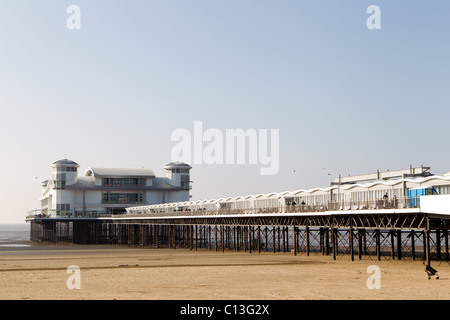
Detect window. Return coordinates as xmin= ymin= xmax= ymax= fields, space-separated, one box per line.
xmin=56 ymin=167 xmax=77 ymax=172
xmin=53 ymin=173 xmax=66 ymax=189
xmin=56 ymin=204 xmax=70 ymax=215
xmin=56 ymin=173 xmax=66 ymax=180
xmin=180 ymin=174 xmax=190 ymax=189
xmin=102 ymin=177 xmax=145 ymax=188
xmin=102 ymin=192 xmax=143 ymax=204
xmin=53 ymin=180 xmax=66 ymax=189
xmin=110 ymin=193 xmax=119 ymax=202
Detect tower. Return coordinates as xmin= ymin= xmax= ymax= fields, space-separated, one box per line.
xmin=50 ymin=159 xmax=80 ymax=216
xmin=164 ymin=161 xmax=192 ymax=191
xmin=51 ymin=159 xmax=79 ymax=187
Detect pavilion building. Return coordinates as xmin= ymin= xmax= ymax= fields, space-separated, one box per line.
xmin=35 ymin=159 xmax=192 ymax=217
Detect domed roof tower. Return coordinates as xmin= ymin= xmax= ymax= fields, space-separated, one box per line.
xmin=164 ymin=161 xmax=192 ymax=190
xmin=51 ymin=158 xmax=80 ymax=187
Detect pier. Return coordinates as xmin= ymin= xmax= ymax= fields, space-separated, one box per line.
xmin=27 ymin=166 xmax=450 ymax=265
xmin=28 ymin=204 xmax=450 ymax=265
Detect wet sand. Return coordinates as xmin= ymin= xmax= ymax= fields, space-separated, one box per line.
xmin=0 ymin=245 xmax=449 ymax=300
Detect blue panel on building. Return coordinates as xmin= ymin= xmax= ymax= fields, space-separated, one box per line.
xmin=408 ymin=187 xmax=438 ymax=207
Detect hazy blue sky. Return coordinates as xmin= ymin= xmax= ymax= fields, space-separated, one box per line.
xmin=1 ymin=1 xmax=449 ymax=223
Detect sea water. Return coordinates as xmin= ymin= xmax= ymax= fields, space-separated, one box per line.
xmin=0 ymin=223 xmax=32 ymax=248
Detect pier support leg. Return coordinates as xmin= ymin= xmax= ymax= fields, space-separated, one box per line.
xmin=155 ymin=225 xmax=159 ymax=249
xmin=320 ymin=228 xmax=325 ymax=255
xmin=139 ymin=225 xmax=144 ymax=248
xmin=278 ymin=227 xmax=281 ymax=253
xmin=390 ymin=231 xmax=395 ymax=259
xmin=208 ymin=226 xmax=211 ymax=250
xmin=306 ymin=227 xmax=310 ymax=256
xmin=332 ymin=229 xmax=337 ymax=260
xmin=221 ymin=226 xmax=225 ymax=252
xmin=349 ymin=228 xmax=354 ymax=261
xmin=421 ymin=231 xmax=425 ymax=260
xmin=445 ymin=229 xmax=449 ymax=261
xmin=436 ymin=230 xmax=441 ymax=261
xmin=376 ymin=229 xmax=381 ymax=261
xmin=277 ymin=227 xmax=281 ymax=253
xmin=273 ymin=227 xmax=276 ymax=253
xmin=335 ymin=229 xmax=339 ymax=259
xmin=233 ymin=226 xmax=236 ymax=251
xmin=425 ymin=217 xmax=431 ymax=267
xmin=187 ymin=226 xmax=194 ymax=251
xmin=425 ymin=229 xmax=431 ymax=267
xmin=248 ymin=227 xmax=252 ymax=254
xmin=244 ymin=227 xmax=247 ymax=252
xmin=215 ymin=226 xmax=218 ymax=252
xmin=286 ymin=227 xmax=289 ymax=253
xmin=397 ymin=230 xmax=402 ymax=260
xmin=195 ymin=225 xmax=198 ymax=251
xmin=358 ymin=229 xmax=363 ymax=260
xmin=235 ymin=226 xmax=239 ymax=252
xmin=325 ymin=228 xmax=330 ymax=256
xmin=257 ymin=226 xmax=261 ymax=253
xmin=265 ymin=227 xmax=268 ymax=252
xmin=294 ymin=227 xmax=298 ymax=256
xmin=225 ymin=226 xmax=229 ymax=251
xmin=363 ymin=229 xmax=367 ymax=256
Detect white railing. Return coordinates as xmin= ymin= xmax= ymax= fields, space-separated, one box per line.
xmin=26 ymin=196 xmax=421 ymax=220
xmin=122 ymin=196 xmax=420 ymax=218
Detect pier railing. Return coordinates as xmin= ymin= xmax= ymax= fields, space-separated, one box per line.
xmin=26 ymin=196 xmax=421 ymax=220
xmin=120 ymin=196 xmax=420 ymax=218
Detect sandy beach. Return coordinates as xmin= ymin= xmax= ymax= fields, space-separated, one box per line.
xmin=1 ymin=244 xmax=449 ymax=301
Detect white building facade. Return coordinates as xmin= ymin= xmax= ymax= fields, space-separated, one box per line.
xmin=34 ymin=159 xmax=192 ymax=217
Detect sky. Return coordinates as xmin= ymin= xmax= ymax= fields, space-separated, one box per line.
xmin=0 ymin=0 xmax=449 ymax=223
